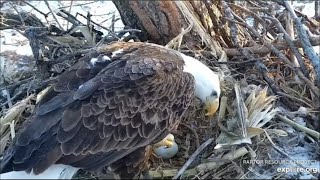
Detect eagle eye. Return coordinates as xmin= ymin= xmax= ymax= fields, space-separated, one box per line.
xmin=210 ymin=90 xmax=217 ymax=97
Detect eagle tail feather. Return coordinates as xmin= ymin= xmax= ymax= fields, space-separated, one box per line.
xmin=0 ymin=164 xmax=79 ymax=179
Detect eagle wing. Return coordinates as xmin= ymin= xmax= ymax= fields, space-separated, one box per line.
xmin=0 ymin=42 xmax=195 ymax=174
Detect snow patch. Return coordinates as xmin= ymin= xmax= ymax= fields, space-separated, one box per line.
xmin=90 ymin=58 xmax=98 ymax=66
xmin=103 ymin=55 xmax=111 ymax=61
xmin=0 ymin=30 xmax=33 ymax=56
xmin=0 ymin=1 xmax=124 ymax=58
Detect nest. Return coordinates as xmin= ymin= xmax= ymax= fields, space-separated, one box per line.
xmin=0 ymin=1 xmax=319 ymax=179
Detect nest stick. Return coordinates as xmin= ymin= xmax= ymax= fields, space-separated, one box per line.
xmin=150 ymin=147 xmax=248 ymax=178
xmin=22 ymin=0 xmax=48 ymax=18
xmin=224 ymin=35 xmax=320 ymax=56
xmin=276 ymin=114 xmax=320 ymax=139
xmin=277 ymin=92 xmax=313 ymax=108
xmin=172 ymin=138 xmax=214 ymax=179
xmin=165 ymin=22 xmax=193 ymax=50
xmin=225 ymin=15 xmax=320 ymax=99
xmin=264 ymin=16 xmax=308 ymax=78
xmin=218 ymin=96 xmax=227 ymax=121
xmin=4 ymin=89 xmax=12 ymax=107
xmin=9 ymin=120 xmax=15 ymax=139
xmin=0 ymin=95 xmax=34 ymax=127
xmin=180 ymin=123 xmax=200 ymax=148
xmin=283 ymin=1 xmax=320 ymax=84
xmin=66 ymin=0 xmax=74 ymax=29
xmin=8 ymin=2 xmax=25 ymax=26
xmin=44 ymin=0 xmax=63 ymax=30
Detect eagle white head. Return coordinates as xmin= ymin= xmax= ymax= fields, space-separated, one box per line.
xmin=181 ymin=53 xmax=221 ymax=116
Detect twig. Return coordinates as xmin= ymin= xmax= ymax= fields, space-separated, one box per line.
xmin=22 ymin=0 xmax=49 ymax=19
xmin=98 ymin=12 xmax=117 ymax=24
xmin=150 ymin=147 xmax=249 ymax=178
xmin=0 ymin=77 xmax=34 ymax=91
xmin=223 ymin=35 xmax=320 ymax=56
xmin=228 ymin=2 xmax=267 ymax=35
xmin=277 ymin=92 xmax=313 ymax=108
xmin=240 ymin=48 xmax=283 ymax=98
xmin=48 ymin=48 xmax=92 ymax=66
xmin=59 ymin=1 xmax=95 ymax=9
xmin=76 ymin=12 xmax=111 ymax=32
xmin=264 ymin=16 xmax=309 ymax=78
xmin=283 ymin=1 xmax=320 ymax=85
xmin=294 ymin=9 xmax=320 ymax=29
xmin=44 ymin=0 xmax=64 ymax=30
xmin=166 ymin=22 xmax=193 ymax=50
xmin=224 ymin=15 xmax=320 ymax=99
xmin=217 ymin=96 xmax=228 ymax=126
xmin=96 ymin=28 xmax=142 ymax=47
xmin=8 ymin=2 xmax=25 ymax=27
xmin=223 ymin=2 xmax=239 ymax=47
xmin=214 ymin=59 xmax=259 ymax=64
xmin=266 ymin=43 xmax=319 ymax=98
xmin=172 ymin=138 xmax=215 ymax=179
xmin=4 ymin=89 xmax=12 ymax=107
xmin=285 ymin=10 xmax=299 ymax=68
xmin=1 ymin=77 xmax=56 ymax=107
xmin=0 ymin=95 xmax=34 ymax=126
xmin=67 ymin=0 xmax=73 ymax=30
xmin=109 ymin=13 xmax=116 ymax=32
xmin=276 ymin=114 xmax=320 ymax=139
xmin=57 ymin=9 xmax=82 ymax=27
xmin=180 ymin=123 xmax=200 ymax=148
xmin=9 ymin=120 xmax=15 ymax=139
xmin=115 ymin=28 xmax=142 ymax=34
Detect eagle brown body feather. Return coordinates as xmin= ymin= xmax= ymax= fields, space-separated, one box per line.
xmin=0 ymin=42 xmax=195 ymax=177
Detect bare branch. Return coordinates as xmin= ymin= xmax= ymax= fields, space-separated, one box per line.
xmin=173 ymin=138 xmax=215 ymax=179
xmin=224 ymin=13 xmax=320 ymax=99
xmin=264 ymin=16 xmax=309 ymax=78
xmin=44 ymin=0 xmax=63 ymax=30
xmin=283 ymin=1 xmax=320 ymax=86
xmin=22 ymin=0 xmax=49 ymax=19
xmin=223 ymin=35 xmax=320 ymax=56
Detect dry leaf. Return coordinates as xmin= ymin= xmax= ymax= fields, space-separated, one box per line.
xmin=247 ymin=127 xmax=264 ymax=138
xmin=266 ymin=129 xmax=288 ymax=136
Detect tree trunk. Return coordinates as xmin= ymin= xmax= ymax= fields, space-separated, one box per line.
xmin=112 ymin=1 xmax=183 ymax=45
xmin=112 ymin=0 xmax=246 ymax=56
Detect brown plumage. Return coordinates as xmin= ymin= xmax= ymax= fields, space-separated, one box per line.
xmin=0 ymin=42 xmax=195 ymax=177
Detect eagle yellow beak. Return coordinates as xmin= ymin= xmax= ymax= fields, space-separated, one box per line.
xmin=204 ymin=97 xmax=220 ymax=116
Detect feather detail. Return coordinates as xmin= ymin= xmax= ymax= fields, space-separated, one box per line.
xmin=1 ymin=42 xmax=196 ymax=177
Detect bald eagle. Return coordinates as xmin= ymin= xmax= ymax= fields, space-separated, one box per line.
xmin=0 ymin=42 xmax=220 ymax=179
